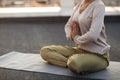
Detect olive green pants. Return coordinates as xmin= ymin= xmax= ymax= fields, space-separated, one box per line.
xmin=40 ymin=45 xmax=109 ymax=74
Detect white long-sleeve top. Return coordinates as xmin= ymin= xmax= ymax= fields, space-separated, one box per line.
xmin=65 ymin=0 xmax=110 ymax=55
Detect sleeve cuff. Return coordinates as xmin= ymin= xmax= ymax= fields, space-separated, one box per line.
xmin=74 ymin=35 xmax=80 ymax=43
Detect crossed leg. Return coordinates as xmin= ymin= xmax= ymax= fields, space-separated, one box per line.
xmin=40 ymin=45 xmax=109 ymax=73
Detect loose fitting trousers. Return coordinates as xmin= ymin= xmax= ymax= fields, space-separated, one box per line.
xmin=40 ymin=45 xmax=109 ymax=74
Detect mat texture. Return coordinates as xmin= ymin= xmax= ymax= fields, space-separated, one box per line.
xmin=0 ymin=51 xmax=120 ymax=80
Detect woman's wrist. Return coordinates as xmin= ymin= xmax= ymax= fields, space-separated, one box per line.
xmin=74 ymin=35 xmax=80 ymax=42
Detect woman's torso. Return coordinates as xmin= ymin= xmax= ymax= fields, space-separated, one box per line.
xmin=71 ymin=0 xmax=111 ymax=54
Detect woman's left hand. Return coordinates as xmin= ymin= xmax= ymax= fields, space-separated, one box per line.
xmin=70 ymin=21 xmax=81 ymax=41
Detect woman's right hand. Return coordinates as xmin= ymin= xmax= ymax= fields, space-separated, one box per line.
xmin=70 ymin=21 xmax=81 ymax=41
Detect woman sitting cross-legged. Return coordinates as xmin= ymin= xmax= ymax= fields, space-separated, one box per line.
xmin=40 ymin=0 xmax=111 ymax=74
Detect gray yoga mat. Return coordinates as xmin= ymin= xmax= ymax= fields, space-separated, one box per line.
xmin=0 ymin=51 xmax=120 ymax=79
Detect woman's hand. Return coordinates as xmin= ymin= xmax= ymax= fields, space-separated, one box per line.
xmin=70 ymin=21 xmax=81 ymax=41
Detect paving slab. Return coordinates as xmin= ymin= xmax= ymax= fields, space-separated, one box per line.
xmin=0 ymin=51 xmax=120 ymax=80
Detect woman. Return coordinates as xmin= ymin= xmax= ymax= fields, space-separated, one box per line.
xmin=40 ymin=0 xmax=111 ymax=74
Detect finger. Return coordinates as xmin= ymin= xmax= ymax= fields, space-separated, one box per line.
xmin=71 ymin=21 xmax=79 ymax=33
xmin=73 ymin=23 xmax=77 ymax=30
xmin=77 ymin=26 xmax=81 ymax=34
xmin=73 ymin=22 xmax=81 ymax=35
xmin=70 ymin=33 xmax=73 ymax=41
xmin=73 ymin=21 xmax=76 ymax=24
xmin=75 ymin=25 xmax=80 ymax=32
xmin=74 ymin=25 xmax=78 ymax=32
xmin=74 ymin=26 xmax=79 ymax=35
xmin=71 ymin=21 xmax=74 ymax=31
xmin=71 ymin=23 xmax=74 ymax=31
xmin=71 ymin=25 xmax=73 ymax=31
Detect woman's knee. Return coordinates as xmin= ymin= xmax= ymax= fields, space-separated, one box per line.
xmin=67 ymin=54 xmax=108 ymax=73
xmin=40 ymin=46 xmax=51 ymax=60
xmin=67 ymin=54 xmax=83 ymax=73
xmin=40 ymin=46 xmax=68 ymax=67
